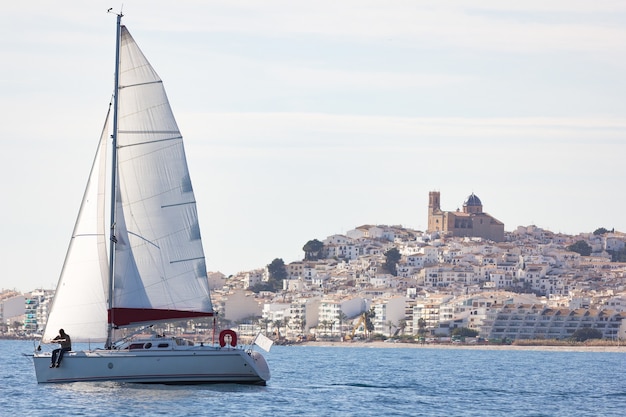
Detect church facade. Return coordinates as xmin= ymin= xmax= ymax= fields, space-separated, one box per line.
xmin=427 ymin=191 xmax=504 ymax=242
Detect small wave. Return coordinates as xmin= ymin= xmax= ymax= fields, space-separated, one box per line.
xmin=330 ymin=382 xmax=419 ymax=390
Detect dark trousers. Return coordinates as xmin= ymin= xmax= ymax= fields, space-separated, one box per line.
xmin=51 ymin=347 xmax=71 ymax=366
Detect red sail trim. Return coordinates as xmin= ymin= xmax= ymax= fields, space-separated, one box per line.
xmin=108 ymin=308 xmax=214 ymax=327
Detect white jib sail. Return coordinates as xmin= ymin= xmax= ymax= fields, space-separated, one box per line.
xmin=42 ymin=111 xmax=111 ymax=342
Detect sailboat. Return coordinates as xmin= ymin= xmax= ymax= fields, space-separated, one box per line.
xmin=33 ymin=13 xmax=271 ymax=384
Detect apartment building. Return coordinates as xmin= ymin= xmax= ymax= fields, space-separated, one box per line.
xmin=480 ymin=304 xmax=626 ymax=340
xmin=372 ymin=296 xmax=408 ymax=336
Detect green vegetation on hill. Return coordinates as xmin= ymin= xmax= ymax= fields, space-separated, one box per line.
xmin=250 ymin=258 xmax=286 ymax=293
xmin=566 ymin=240 xmax=592 ymax=256
xmin=303 ymin=239 xmax=324 ymax=261
xmin=383 ymin=247 xmax=401 ymax=276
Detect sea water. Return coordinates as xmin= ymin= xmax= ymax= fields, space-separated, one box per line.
xmin=2 ymin=340 xmax=625 ymax=416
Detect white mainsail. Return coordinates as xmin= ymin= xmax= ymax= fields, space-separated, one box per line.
xmin=44 ymin=26 xmax=213 ymax=340
xmin=42 ymin=111 xmax=111 ymax=342
xmin=109 ymin=27 xmax=213 ymax=327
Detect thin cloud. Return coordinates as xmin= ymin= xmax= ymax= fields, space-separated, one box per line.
xmin=126 ymin=1 xmax=626 ymax=55
xmin=267 ymin=67 xmax=471 ymax=90
xmin=180 ymin=112 xmax=626 ymax=147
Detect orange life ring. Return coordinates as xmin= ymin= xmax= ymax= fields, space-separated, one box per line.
xmin=219 ymin=329 xmax=237 ymax=347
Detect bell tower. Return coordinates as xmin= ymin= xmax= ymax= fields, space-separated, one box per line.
xmin=428 ymin=191 xmax=440 ymax=213
xmin=427 ymin=191 xmax=442 ymax=232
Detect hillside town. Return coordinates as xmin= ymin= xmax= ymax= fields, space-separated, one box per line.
xmin=3 ymin=192 xmax=626 ymax=344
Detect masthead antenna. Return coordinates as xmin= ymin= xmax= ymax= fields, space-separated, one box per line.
xmin=107 ymin=6 xmax=124 ymax=17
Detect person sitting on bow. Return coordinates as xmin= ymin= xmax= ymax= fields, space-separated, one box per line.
xmin=50 ymin=329 xmax=71 ymax=368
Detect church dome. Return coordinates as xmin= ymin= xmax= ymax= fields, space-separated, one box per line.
xmin=464 ymin=193 xmax=482 ymax=207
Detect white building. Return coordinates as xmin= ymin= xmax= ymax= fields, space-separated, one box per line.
xmin=219 ymin=290 xmax=263 ymax=322
xmin=412 ymin=294 xmax=454 ymax=335
xmin=372 ymin=296 xmax=408 ymax=336
xmin=0 ymin=292 xmax=25 ymax=331
xmin=318 ymin=297 xmax=369 ymax=336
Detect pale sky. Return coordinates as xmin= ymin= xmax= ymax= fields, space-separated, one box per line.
xmin=1 ymin=1 xmax=625 ymax=292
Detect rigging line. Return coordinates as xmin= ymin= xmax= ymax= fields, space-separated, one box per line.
xmin=161 ymin=201 xmax=196 ymax=209
xmin=117 ymin=135 xmax=183 ymax=148
xmin=126 ymin=230 xmax=160 ymax=249
xmin=119 ymin=80 xmax=163 ymax=89
xmin=118 ymin=130 xmax=180 ymax=134
xmin=170 ymin=256 xmax=205 ymax=264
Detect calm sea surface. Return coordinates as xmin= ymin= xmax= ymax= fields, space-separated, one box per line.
xmin=2 ymin=340 xmax=625 ymax=416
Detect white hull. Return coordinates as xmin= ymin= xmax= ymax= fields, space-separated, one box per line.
xmin=34 ymin=340 xmax=270 ymax=385
xmin=36 ymin=20 xmax=274 ymax=385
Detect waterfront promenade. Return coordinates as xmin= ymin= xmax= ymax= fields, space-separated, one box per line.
xmin=299 ymin=340 xmax=626 ymax=352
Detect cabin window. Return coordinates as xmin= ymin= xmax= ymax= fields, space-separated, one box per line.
xmin=158 ymin=343 xmax=169 ymax=348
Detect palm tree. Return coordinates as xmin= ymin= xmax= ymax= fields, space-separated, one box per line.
xmin=337 ymin=311 xmax=348 ymax=340
xmin=10 ymin=320 xmax=22 ymax=335
xmin=320 ymin=320 xmax=330 ymax=336
xmin=327 ymin=320 xmax=334 ymax=337
xmin=273 ymin=320 xmax=283 ymax=340
xmin=364 ymin=307 xmax=376 ymax=339
xmin=397 ymin=319 xmax=407 ymax=336
xmin=417 ymin=318 xmax=427 ymax=337
xmin=282 ymin=316 xmax=291 ymax=339
xmin=386 ymin=320 xmax=396 ymax=337
xmin=260 ymin=318 xmax=272 ymax=336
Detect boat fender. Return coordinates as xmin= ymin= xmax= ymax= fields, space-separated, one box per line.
xmin=219 ymin=329 xmax=238 ymax=347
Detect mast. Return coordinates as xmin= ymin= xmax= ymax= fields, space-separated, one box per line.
xmin=105 ymin=11 xmax=123 ymax=349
